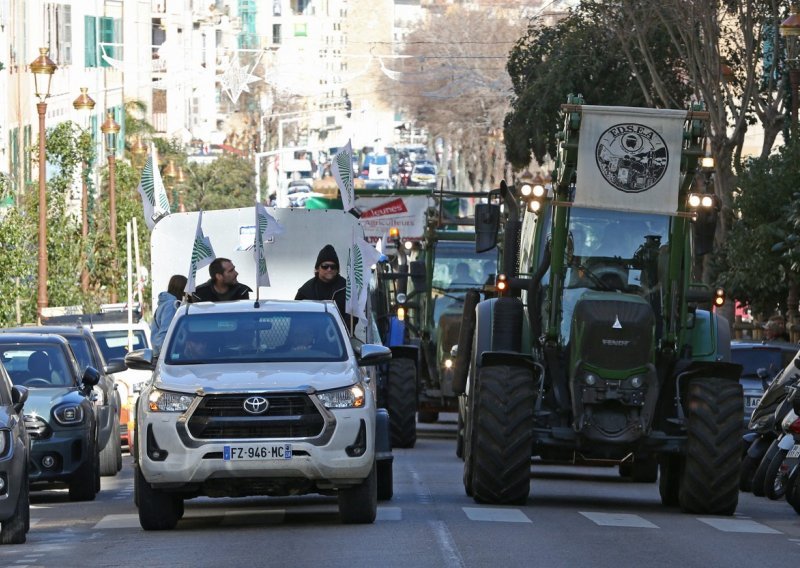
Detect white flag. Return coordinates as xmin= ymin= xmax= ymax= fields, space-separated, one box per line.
xmin=136 ymin=143 xmax=171 ymax=230
xmin=345 ymin=237 xmax=382 ymax=322
xmin=185 ymin=211 xmax=215 ymax=294
xmin=254 ymin=203 xmax=284 ymax=288
xmin=332 ymin=140 xmax=355 ymax=212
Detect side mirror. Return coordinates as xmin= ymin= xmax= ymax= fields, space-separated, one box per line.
xmin=357 ymin=344 xmax=392 ymax=367
xmin=475 ymin=203 xmax=500 ymax=253
xmin=104 ymin=358 xmax=127 ymax=374
xmin=82 ymin=366 xmax=101 ymax=389
xmin=11 ymin=385 xmax=28 ymax=413
xmin=410 ymin=260 xmax=427 ymax=293
xmin=125 ymin=348 xmax=156 ymax=371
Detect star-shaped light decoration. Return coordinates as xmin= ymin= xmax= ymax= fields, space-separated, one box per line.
xmin=218 ymin=54 xmax=261 ymax=103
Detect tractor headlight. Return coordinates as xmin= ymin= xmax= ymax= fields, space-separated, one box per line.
xmin=317 ymin=384 xmax=365 ymax=409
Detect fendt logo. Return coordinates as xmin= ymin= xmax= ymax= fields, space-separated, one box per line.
xmin=595 ymin=123 xmax=668 ymax=193
xmin=243 ymin=396 xmax=269 ymax=415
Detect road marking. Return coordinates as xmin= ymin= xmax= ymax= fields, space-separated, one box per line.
xmin=697 ymin=518 xmax=781 ymax=534
xmin=430 ymin=520 xmax=465 ymax=568
xmin=580 ymin=512 xmax=658 ymax=528
xmin=93 ymin=514 xmax=140 ymax=529
xmin=462 ymin=507 xmax=532 ymax=523
xmin=377 ymin=506 xmax=402 ymax=521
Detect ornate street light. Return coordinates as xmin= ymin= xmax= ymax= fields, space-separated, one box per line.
xmin=130 ymin=136 xmax=148 ymax=170
xmin=30 ymin=47 xmax=57 ymax=322
xmin=163 ymin=159 xmax=178 ymax=208
xmin=72 ymin=88 xmax=95 ymax=293
xmin=101 ymin=111 xmax=121 ymax=302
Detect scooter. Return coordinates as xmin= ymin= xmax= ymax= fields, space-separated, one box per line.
xmin=760 ymin=386 xmax=800 ymax=500
xmin=784 ymin=393 xmax=800 ymax=514
xmin=741 ymin=354 xmax=800 ymax=494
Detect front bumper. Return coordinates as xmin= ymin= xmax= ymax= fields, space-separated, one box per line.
xmin=138 ymin=392 xmax=375 ymax=493
xmin=28 ymin=427 xmax=93 ymax=484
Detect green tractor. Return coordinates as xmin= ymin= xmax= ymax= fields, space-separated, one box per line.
xmin=455 ymin=98 xmax=743 ymax=514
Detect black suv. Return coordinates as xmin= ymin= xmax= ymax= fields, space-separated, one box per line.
xmin=0 ymin=360 xmax=30 ymax=544
xmin=2 ymin=325 xmax=123 ymax=476
xmin=0 ymin=333 xmax=100 ymax=501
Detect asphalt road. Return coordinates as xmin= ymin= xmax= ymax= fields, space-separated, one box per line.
xmin=2 ymin=417 xmax=799 ymax=568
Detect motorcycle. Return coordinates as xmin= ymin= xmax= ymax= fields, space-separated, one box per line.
xmin=760 ymin=386 xmax=800 ymax=500
xmin=740 ymin=352 xmax=800 ymax=494
xmin=784 ymin=392 xmax=800 ymax=514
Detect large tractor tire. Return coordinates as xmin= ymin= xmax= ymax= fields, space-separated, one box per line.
xmin=678 ymin=377 xmax=743 ymax=515
xmin=471 ymin=364 xmax=534 ymax=505
xmin=386 ymin=358 xmax=417 ymax=448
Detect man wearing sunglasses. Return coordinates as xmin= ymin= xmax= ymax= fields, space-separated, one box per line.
xmin=295 ymin=244 xmax=356 ymax=328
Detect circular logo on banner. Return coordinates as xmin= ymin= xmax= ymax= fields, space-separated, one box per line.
xmin=595 ymin=123 xmax=668 ymax=193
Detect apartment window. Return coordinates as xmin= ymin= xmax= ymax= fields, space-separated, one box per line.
xmin=272 ymin=24 xmax=282 ymax=45
xmin=273 ymin=0 xmax=281 ymax=16
xmin=45 ymin=3 xmax=72 ymax=65
xmin=99 ymin=16 xmax=121 ymax=66
xmin=291 ymin=0 xmax=311 ymax=14
xmin=294 ymin=23 xmax=307 ymax=37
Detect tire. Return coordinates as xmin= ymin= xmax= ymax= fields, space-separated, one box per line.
xmin=0 ymin=476 xmax=29 ymax=544
xmin=69 ymin=433 xmax=99 ymax=502
xmin=100 ymin=415 xmax=122 ymax=476
xmin=137 ymin=465 xmax=181 ymax=530
xmin=659 ymin=455 xmax=682 ymax=507
xmin=786 ymin=475 xmax=800 ymax=515
xmin=417 ymin=410 xmax=439 ymax=424
xmin=762 ymin=448 xmax=789 ymax=500
xmin=455 ymin=402 xmax=464 ymax=459
xmin=678 ymin=377 xmax=743 ymax=515
xmin=338 ymin=463 xmax=377 ymax=524
xmin=386 ymin=358 xmax=417 ymax=448
xmin=471 ymin=365 xmax=534 ymax=505
xmin=751 ymin=439 xmax=781 ymax=498
xmin=462 ymin=382 xmax=479 ymax=497
xmin=377 ymin=459 xmax=393 ymax=501
xmin=739 ymin=453 xmax=761 ymax=492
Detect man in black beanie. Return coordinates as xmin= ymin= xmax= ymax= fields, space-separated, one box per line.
xmin=295 ymin=244 xmax=356 ymax=328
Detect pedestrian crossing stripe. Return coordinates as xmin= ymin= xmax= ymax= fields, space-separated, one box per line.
xmin=697 ymin=518 xmax=781 ymax=534
xmin=579 ymin=512 xmax=658 ymax=528
xmin=462 ymin=507 xmax=532 ymax=523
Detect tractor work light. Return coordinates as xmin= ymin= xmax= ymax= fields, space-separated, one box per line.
xmin=404 ymin=241 xmax=413 ymax=251
xmin=687 ymin=193 xmax=717 ymax=210
xmin=496 ymin=274 xmax=508 ymax=294
xmin=396 ymin=306 xmax=406 ymax=321
xmin=532 ymin=184 xmax=545 ymax=198
xmin=528 ymin=200 xmax=542 ymax=212
xmin=714 ymin=287 xmax=725 ymax=307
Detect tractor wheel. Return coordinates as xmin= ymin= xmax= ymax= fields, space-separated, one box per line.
xmin=471 ymin=365 xmax=534 ymax=505
xmin=678 ymin=377 xmax=743 ymax=515
xmin=386 ymin=358 xmax=417 ymax=448
xmin=658 ymin=454 xmax=683 ymax=507
xmin=455 ymin=401 xmax=465 ymax=459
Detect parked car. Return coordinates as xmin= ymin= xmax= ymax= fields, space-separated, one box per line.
xmin=731 ymin=340 xmax=799 ymax=425
xmin=2 ymin=325 xmax=123 ymax=476
xmin=126 ymin=299 xmax=393 ymax=530
xmin=0 ymin=360 xmax=30 ymax=544
xmin=409 ymin=161 xmax=437 ymax=188
xmin=0 ymin=333 xmax=100 ymax=501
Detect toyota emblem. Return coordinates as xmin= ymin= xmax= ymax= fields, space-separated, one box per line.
xmin=243 ymin=396 xmax=269 ymax=415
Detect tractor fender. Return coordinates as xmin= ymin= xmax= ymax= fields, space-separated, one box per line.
xmin=472 ymin=296 xmax=536 ymax=377
xmin=689 ymin=309 xmax=733 ymax=362
xmin=452 ymin=290 xmax=481 ymax=395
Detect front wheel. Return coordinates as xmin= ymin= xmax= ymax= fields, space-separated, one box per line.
xmin=471 ymin=365 xmax=534 ymax=505
xmin=763 ymin=448 xmax=790 ymax=500
xmin=0 ymin=476 xmax=29 ymax=544
xmin=100 ymin=415 xmax=122 ymax=476
xmin=338 ymin=463 xmax=377 ymax=524
xmin=69 ymin=434 xmax=99 ymax=502
xmin=386 ymin=358 xmax=417 ymax=448
xmin=786 ymin=472 xmax=800 ymax=515
xmin=137 ymin=465 xmax=181 ymax=530
xmin=751 ymin=439 xmax=781 ymax=498
xmin=678 ymin=377 xmax=743 ymax=515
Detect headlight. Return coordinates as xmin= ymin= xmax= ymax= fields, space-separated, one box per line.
xmin=317 ymin=384 xmax=365 ymax=409
xmin=0 ymin=429 xmax=9 ymax=457
xmin=148 ymin=389 xmax=195 ymax=412
xmin=54 ymin=404 xmax=85 ymax=425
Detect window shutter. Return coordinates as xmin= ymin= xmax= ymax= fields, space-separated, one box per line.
xmin=85 ymin=15 xmax=97 ymax=67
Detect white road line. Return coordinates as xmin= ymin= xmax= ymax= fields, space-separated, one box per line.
xmin=580 ymin=512 xmax=658 ymax=528
xmin=697 ymin=518 xmax=781 ymax=534
xmin=430 ymin=520 xmax=465 ymax=568
xmin=92 ymin=514 xmax=140 ymax=530
xmin=462 ymin=507 xmax=532 ymax=523
xmin=376 ymin=506 xmax=402 ymax=521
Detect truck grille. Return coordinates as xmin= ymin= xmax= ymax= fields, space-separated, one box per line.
xmin=187 ymin=394 xmax=325 ymax=440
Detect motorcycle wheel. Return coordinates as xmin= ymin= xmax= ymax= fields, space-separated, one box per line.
xmin=751 ymin=439 xmax=781 ymax=498
xmin=763 ymin=448 xmax=789 ymax=500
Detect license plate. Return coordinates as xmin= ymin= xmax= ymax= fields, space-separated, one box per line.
xmin=223 ymin=444 xmax=292 ymax=461
xmin=744 ymin=395 xmax=761 ymax=408
xmin=788 ymin=444 xmax=800 ymax=459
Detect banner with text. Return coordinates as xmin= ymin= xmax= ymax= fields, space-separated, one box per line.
xmin=355 ymin=195 xmax=431 ymax=243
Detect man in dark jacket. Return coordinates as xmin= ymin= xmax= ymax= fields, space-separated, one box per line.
xmin=193 ymin=257 xmax=252 ymax=302
xmin=295 ymin=244 xmax=356 ymax=327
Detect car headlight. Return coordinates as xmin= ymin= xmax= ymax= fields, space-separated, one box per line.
xmin=148 ymin=388 xmax=195 ymax=412
xmin=317 ymin=384 xmax=366 ymax=409
xmin=54 ymin=404 xmax=85 ymax=425
xmin=0 ymin=429 xmax=9 ymax=458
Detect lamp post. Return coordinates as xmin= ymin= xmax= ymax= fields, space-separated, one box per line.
xmin=72 ymin=88 xmax=95 ymax=293
xmin=175 ymin=166 xmax=187 ymax=212
xmin=130 ymin=136 xmax=147 ymax=171
xmin=163 ymin=159 xmax=178 ymax=209
xmin=101 ymin=112 xmax=120 ymax=302
xmin=30 ymin=47 xmax=57 ymax=322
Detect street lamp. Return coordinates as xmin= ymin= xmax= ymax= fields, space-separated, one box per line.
xmin=176 ymin=166 xmax=187 ymax=212
xmin=72 ymin=87 xmax=95 ymax=293
xmin=163 ymin=159 xmax=178 ymax=208
xmin=30 ymin=47 xmax=57 ymax=322
xmin=781 ymin=5 xmax=800 ymax=129
xmin=101 ymin=111 xmax=121 ymax=302
xmin=130 ymin=136 xmax=148 ymax=170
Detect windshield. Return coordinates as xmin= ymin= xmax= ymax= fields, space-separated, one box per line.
xmin=93 ymin=329 xmax=149 ymax=361
xmin=0 ymin=343 xmax=77 ymax=387
xmin=164 ymin=311 xmax=347 ymax=365
xmin=431 ymin=240 xmax=497 ymax=323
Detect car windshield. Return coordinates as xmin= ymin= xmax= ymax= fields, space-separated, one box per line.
xmin=0 ymin=343 xmax=76 ymax=387
xmin=164 ymin=311 xmax=347 ymax=365
xmin=731 ymin=347 xmax=792 ymax=379
xmin=93 ymin=329 xmax=149 ymax=361
xmin=414 ymin=165 xmax=435 ymax=175
xmin=430 ymin=240 xmax=497 ymax=323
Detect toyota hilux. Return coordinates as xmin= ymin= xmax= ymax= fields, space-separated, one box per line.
xmin=126 ymin=299 xmax=393 ymax=530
